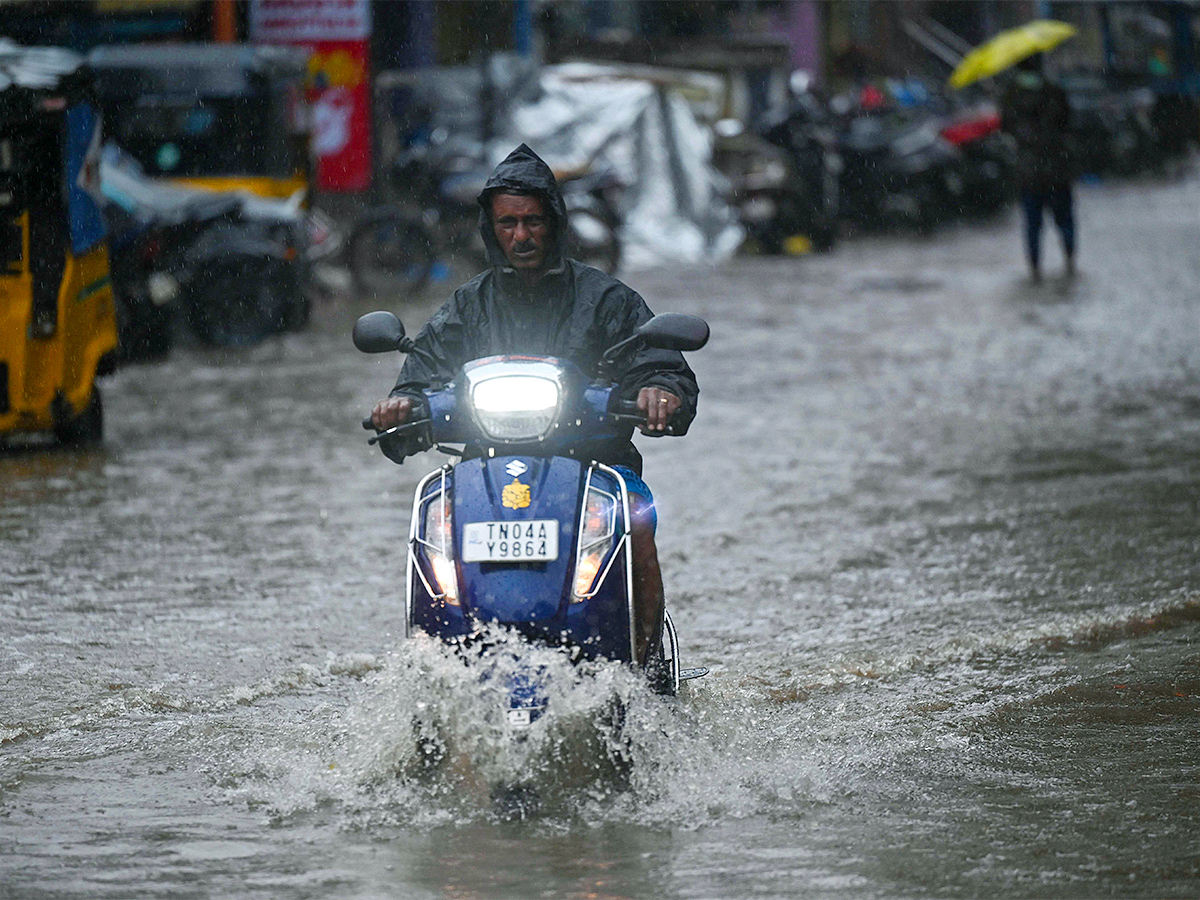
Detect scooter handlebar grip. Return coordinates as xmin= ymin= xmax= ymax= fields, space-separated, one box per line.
xmin=611 ymin=398 xmax=681 ymax=436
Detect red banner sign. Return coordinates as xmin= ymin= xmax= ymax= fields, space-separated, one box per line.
xmin=251 ymin=0 xmax=372 ymax=192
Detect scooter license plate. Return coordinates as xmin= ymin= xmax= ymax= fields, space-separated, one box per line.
xmin=462 ymin=520 xmax=559 ymax=563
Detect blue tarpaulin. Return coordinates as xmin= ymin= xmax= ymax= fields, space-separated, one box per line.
xmin=65 ymin=101 xmax=106 ymax=255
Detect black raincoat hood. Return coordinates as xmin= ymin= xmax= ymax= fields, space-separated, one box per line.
xmin=477 ymin=143 xmax=569 ymax=272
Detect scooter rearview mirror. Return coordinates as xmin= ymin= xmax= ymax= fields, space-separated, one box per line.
xmin=636 ymin=313 xmax=710 ymax=352
xmin=353 ymin=310 xmax=407 ymax=353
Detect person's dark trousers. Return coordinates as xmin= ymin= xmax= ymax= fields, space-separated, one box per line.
xmin=1020 ymin=183 xmax=1076 ymax=273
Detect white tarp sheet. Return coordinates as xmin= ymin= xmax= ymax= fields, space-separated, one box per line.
xmin=383 ymin=59 xmax=743 ymax=271
xmin=503 ymin=63 xmax=743 ymax=271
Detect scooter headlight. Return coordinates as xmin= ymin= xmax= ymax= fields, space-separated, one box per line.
xmin=470 ymin=374 xmax=561 ymax=442
xmin=573 ymin=485 xmax=617 ymax=601
xmin=420 ymin=489 xmax=458 ymax=605
xmin=463 ymin=359 xmax=568 ymax=443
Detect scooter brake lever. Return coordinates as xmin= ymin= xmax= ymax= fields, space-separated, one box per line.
xmin=610 ymin=411 xmax=679 ymax=436
xmin=367 ymin=419 xmax=429 ymax=445
xmin=611 ymin=399 xmax=679 ymax=435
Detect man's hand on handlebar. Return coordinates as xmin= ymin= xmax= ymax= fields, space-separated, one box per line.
xmin=636 ymin=386 xmax=681 ymax=433
xmin=372 ymin=396 xmax=414 ymax=431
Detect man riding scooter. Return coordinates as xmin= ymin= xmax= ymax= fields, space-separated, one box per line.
xmin=371 ymin=144 xmax=697 ymax=665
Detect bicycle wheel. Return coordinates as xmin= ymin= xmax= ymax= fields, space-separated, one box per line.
xmin=348 ymin=211 xmax=437 ymax=299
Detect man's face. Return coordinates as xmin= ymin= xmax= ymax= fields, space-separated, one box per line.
xmin=491 ymin=192 xmax=551 ymax=271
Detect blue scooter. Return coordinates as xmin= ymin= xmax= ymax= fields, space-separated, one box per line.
xmin=354 ymin=310 xmax=710 ymax=731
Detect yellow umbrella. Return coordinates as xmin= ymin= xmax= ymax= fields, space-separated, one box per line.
xmin=949 ymin=20 xmax=1078 ymax=89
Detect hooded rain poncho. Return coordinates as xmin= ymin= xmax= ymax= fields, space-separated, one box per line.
xmin=389 ymin=144 xmax=699 ymax=475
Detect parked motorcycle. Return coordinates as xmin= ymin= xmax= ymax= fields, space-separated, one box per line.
xmin=559 ymin=167 xmax=623 ymax=275
xmin=835 ymin=109 xmax=964 ymax=234
xmin=348 ymin=141 xmax=622 ymax=298
xmin=1063 ymin=73 xmax=1161 ymax=177
xmin=939 ymin=106 xmax=1013 ymax=217
xmin=353 ymin=309 xmax=710 ymax=744
xmin=101 ymin=144 xmax=310 ymax=353
xmin=717 ymin=112 xmax=839 ymax=254
xmin=104 ymin=197 xmax=213 ymax=361
xmin=178 ymin=194 xmax=310 ymax=347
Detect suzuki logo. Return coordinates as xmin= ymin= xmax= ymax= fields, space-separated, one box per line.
xmin=505 ymin=460 xmax=528 ymax=477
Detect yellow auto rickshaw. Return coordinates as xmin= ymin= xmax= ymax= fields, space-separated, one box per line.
xmin=88 ymin=44 xmax=312 ymax=202
xmin=0 ymin=43 xmax=118 ymax=445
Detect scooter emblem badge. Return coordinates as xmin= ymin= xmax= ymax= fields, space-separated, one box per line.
xmin=502 ymin=478 xmax=531 ymax=510
xmin=505 ymin=460 xmax=528 ymax=477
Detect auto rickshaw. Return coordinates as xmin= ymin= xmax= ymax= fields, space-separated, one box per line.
xmin=88 ymin=44 xmax=312 ymax=202
xmin=0 ymin=42 xmax=119 ymax=445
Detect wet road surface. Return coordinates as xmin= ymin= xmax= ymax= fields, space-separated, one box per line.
xmin=3 ymin=167 xmax=1200 ymax=898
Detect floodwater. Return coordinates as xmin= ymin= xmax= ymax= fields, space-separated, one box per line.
xmin=4 ymin=168 xmax=1200 ymax=899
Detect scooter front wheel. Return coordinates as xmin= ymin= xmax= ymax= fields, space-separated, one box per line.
xmin=490 ymin=782 xmax=541 ymax=821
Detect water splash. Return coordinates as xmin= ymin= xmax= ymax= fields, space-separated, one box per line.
xmin=220 ymin=627 xmax=831 ymax=829
xmin=222 ymin=593 xmax=1200 ymax=831
xmin=335 ymin=631 xmax=672 ymax=822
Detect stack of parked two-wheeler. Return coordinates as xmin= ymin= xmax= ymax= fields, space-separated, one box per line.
xmin=348 ymin=141 xmax=623 ymax=298
xmin=747 ymin=82 xmax=1007 ymax=241
xmin=101 ymin=145 xmax=310 ymax=358
xmin=829 ymin=96 xmax=1018 ymax=234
